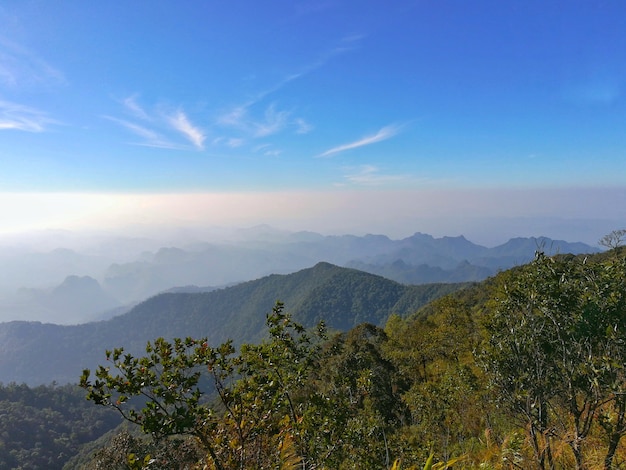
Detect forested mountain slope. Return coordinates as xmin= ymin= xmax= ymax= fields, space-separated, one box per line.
xmin=0 ymin=262 xmax=468 ymax=385
xmin=0 ymin=383 xmax=120 ymax=470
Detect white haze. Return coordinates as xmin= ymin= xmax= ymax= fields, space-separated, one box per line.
xmin=1 ymin=187 xmax=624 ymax=245
xmin=0 ymin=187 xmax=623 ymax=324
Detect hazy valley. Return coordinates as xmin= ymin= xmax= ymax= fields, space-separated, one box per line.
xmin=0 ymin=227 xmax=598 ymax=325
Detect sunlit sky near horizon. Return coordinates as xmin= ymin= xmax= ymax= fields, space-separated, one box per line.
xmin=1 ymin=1 xmax=625 ymax=245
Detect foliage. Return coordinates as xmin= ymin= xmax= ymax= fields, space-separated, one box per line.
xmin=78 ymin=429 xmax=202 ymax=470
xmin=307 ymin=323 xmax=410 ymax=468
xmin=81 ymin=302 xmax=332 ymax=469
xmin=0 ymin=382 xmax=120 ymax=470
xmin=81 ymin=302 xmax=426 ymax=469
xmin=482 ymin=252 xmax=626 ymax=469
xmin=383 ymin=295 xmax=493 ymax=467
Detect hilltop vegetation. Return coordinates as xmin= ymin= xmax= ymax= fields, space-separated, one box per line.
xmin=76 ymin=248 xmax=626 ymax=469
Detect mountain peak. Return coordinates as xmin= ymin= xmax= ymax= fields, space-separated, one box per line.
xmin=312 ymin=261 xmax=336 ymax=270
xmin=54 ymin=275 xmax=100 ymax=292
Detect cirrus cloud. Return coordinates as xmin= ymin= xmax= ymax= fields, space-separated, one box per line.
xmin=0 ymin=36 xmax=66 ymax=88
xmin=0 ymin=100 xmax=57 ymax=132
xmin=317 ymin=124 xmax=402 ymax=158
xmin=168 ymin=110 xmax=206 ymax=150
xmin=103 ymin=116 xmax=181 ymax=149
xmin=108 ymin=95 xmax=206 ymax=151
xmin=342 ymin=164 xmax=410 ymax=186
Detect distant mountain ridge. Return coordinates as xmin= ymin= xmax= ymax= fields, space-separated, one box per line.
xmin=102 ymin=232 xmax=598 ymax=304
xmin=0 ymin=229 xmax=599 ymax=324
xmin=0 ymin=263 xmax=468 ymax=385
xmin=0 ymin=275 xmax=121 ymax=324
xmin=344 ymin=235 xmax=593 ymax=284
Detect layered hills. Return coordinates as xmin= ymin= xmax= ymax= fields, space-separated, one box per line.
xmin=102 ymin=232 xmax=597 ymax=303
xmin=0 ymin=262 xmax=468 ymax=385
xmin=0 ymin=230 xmax=598 ymax=324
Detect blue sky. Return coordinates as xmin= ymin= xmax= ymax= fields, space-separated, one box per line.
xmin=0 ymin=1 xmax=625 ymax=244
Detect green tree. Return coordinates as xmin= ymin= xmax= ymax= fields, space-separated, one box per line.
xmin=385 ymin=297 xmax=489 ymax=466
xmin=313 ymin=323 xmax=409 ymax=468
xmin=80 ymin=302 xmax=327 ymax=469
xmin=481 ymin=252 xmax=626 ymax=469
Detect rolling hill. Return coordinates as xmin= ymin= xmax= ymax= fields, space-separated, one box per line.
xmin=0 ymin=262 xmax=469 ymax=385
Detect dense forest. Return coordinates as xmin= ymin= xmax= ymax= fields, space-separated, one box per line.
xmin=2 ymin=245 xmax=625 ymax=469
xmin=0 ymin=383 xmax=120 ymax=469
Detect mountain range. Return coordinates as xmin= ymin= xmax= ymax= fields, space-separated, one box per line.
xmin=0 ymin=229 xmax=599 ymax=324
xmin=0 ymin=262 xmax=468 ymax=385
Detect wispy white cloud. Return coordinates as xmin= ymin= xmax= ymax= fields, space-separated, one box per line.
xmin=109 ymin=96 xmax=207 ymax=151
xmin=218 ymin=102 xmax=291 ymax=138
xmin=216 ymin=35 xmax=362 ymax=142
xmin=211 ymin=137 xmax=245 ymax=148
xmin=112 ymin=119 xmax=159 ymax=141
xmin=317 ymin=124 xmax=402 ymax=158
xmin=122 ymin=94 xmax=150 ymax=120
xmin=223 ymin=137 xmax=244 ymax=148
xmin=0 ymin=100 xmax=57 ymax=132
xmin=112 ymin=35 xmax=363 ymax=152
xmin=103 ymin=116 xmax=182 ymax=149
xmin=330 ymin=33 xmax=365 ymax=56
xmin=167 ymin=110 xmax=206 ymax=150
xmin=218 ymin=105 xmax=247 ymax=128
xmin=295 ymin=118 xmax=313 ymax=134
xmin=249 ymin=34 xmax=364 ymax=107
xmin=250 ymin=143 xmax=282 ymax=156
xmin=0 ymin=36 xmax=65 ymax=88
xmin=343 ymin=164 xmax=410 ymax=186
xmin=253 ymin=104 xmax=290 ymax=137
xmin=253 ymin=143 xmax=272 ymax=152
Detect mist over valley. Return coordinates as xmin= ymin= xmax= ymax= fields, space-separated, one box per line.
xmin=0 ymin=226 xmax=599 ymax=325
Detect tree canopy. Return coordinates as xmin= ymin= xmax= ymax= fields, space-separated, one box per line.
xmin=482 ymin=251 xmax=626 ymax=469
